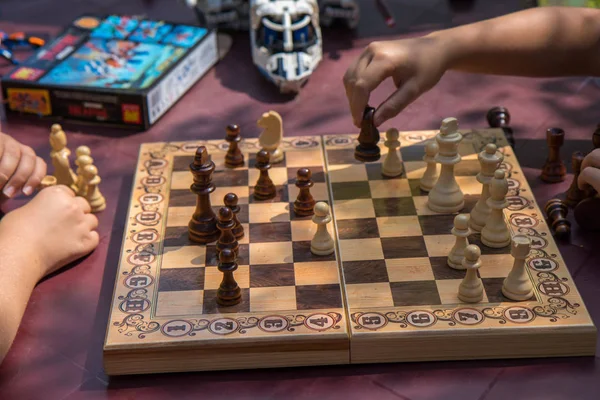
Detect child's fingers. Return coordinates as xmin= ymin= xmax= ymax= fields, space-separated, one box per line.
xmin=374 ymin=79 xmax=420 ymax=127
xmin=74 ymin=196 xmax=92 ymax=213
xmin=578 ymin=166 xmax=600 ymax=194
xmin=84 ymin=214 xmax=99 ymax=230
xmin=3 ymin=145 xmax=36 ymax=198
xmin=0 ymin=136 xmax=21 ymax=191
xmin=578 ymin=149 xmax=600 ymax=191
xmin=22 ymin=157 xmax=47 ymax=196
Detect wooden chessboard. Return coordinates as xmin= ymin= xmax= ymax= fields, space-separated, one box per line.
xmin=103 ymin=128 xmax=597 ymax=375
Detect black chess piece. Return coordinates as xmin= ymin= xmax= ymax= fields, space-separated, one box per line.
xmin=253 ymin=150 xmax=276 ymax=200
xmin=565 ymin=152 xmax=586 ymax=208
xmin=354 ymin=106 xmax=381 ymax=162
xmin=225 ymin=124 xmax=244 ymax=168
xmin=545 ymin=198 xmax=571 ymax=239
xmin=224 ymin=193 xmax=244 ymax=240
xmin=486 ymin=106 xmax=514 ymax=147
xmin=294 ymin=168 xmax=316 ymax=217
xmin=541 ymin=128 xmax=567 ymax=183
xmin=217 ymin=248 xmax=242 ymax=307
xmin=216 ymin=207 xmax=239 ymax=256
xmin=188 ymin=146 xmax=219 ymax=244
xmin=574 ymin=196 xmax=600 ymax=231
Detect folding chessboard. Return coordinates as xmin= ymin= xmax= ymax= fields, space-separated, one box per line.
xmin=103 ymin=128 xmax=597 ymax=375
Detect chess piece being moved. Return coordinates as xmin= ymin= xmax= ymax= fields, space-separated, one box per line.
xmin=420 ymin=141 xmax=439 ymax=192
xmin=253 ymin=150 xmax=276 ymax=200
xmin=216 ymin=248 xmax=242 ymax=306
xmin=49 ymin=124 xmax=78 ymax=192
xmin=541 ymin=128 xmax=567 ymax=183
xmin=354 ymin=106 xmax=380 ymax=162
xmin=427 ymin=117 xmax=465 ymax=213
xmin=81 ymin=165 xmax=106 ymax=213
xmin=565 ymin=152 xmax=586 ymax=208
xmin=502 ymin=235 xmax=534 ymax=301
xmin=481 ymin=169 xmax=511 ymax=248
xmin=382 ymin=128 xmax=403 ymax=177
xmin=469 ymin=144 xmax=504 ymax=232
xmin=225 ymin=124 xmax=244 ymax=168
xmin=258 ymin=110 xmax=284 ymax=164
xmin=39 ymin=175 xmax=57 ymax=190
xmin=487 ymin=106 xmax=514 ymax=147
xmin=216 ymin=207 xmax=239 ymax=256
xmin=545 ymin=198 xmax=571 ymax=239
xmin=448 ymin=214 xmax=471 ymax=270
xmin=75 ymin=154 xmax=94 ymax=196
xmin=458 ymin=245 xmax=483 ymax=303
xmin=188 ymin=146 xmax=220 ymax=244
xmin=294 ymin=168 xmax=316 ymax=216
xmin=311 ymin=202 xmax=334 ymax=255
xmin=224 ymin=193 xmax=244 ymax=240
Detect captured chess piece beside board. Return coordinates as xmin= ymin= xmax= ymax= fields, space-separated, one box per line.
xmin=39 ymin=124 xmax=106 ymax=213
xmin=539 ymin=123 xmax=600 ymax=236
xmin=103 ymin=107 xmax=596 ymax=376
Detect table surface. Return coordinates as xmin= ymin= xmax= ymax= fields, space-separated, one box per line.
xmin=1 ymin=1 xmax=600 ymax=399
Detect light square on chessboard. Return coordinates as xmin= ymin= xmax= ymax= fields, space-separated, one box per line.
xmin=412 ymin=195 xmax=479 ymax=217
xmin=376 ymin=216 xmax=423 ymax=237
xmin=456 ymin=176 xmax=482 ymax=195
xmin=162 ymin=245 xmax=206 ymax=269
xmin=369 ymin=179 xmax=411 ymax=198
xmin=167 ymin=206 xmax=194 ymax=227
xmin=285 ymin=149 xmax=323 ymax=168
xmin=328 ymin=164 xmax=368 ymax=183
xmin=436 ymin=279 xmax=489 ymax=305
xmin=155 ymin=290 xmax=204 ymax=317
xmin=287 ymin=182 xmax=329 ymax=202
xmin=345 ymin=282 xmax=394 ymax=308
xmin=403 ymin=161 xmax=427 ymax=180
xmin=249 ymin=286 xmax=296 ymax=312
xmin=478 ymin=254 xmax=518 ymax=278
xmin=204 ymin=265 xmax=250 ymax=290
xmin=424 ymin=235 xmax=455 ymax=257
xmin=248 ymin=166 xmax=288 ymax=186
xmin=291 ymin=219 xmax=333 ymax=242
xmin=294 ymin=261 xmax=340 ymax=286
xmin=249 ymin=242 xmax=294 ymax=265
xmin=333 ymin=199 xmax=376 ymax=220
xmin=338 ymin=238 xmax=384 ymax=261
xmin=386 ymin=258 xmax=435 ymax=282
xmin=287 ymin=166 xmax=326 ymax=184
xmin=248 ymin=202 xmax=290 ymax=223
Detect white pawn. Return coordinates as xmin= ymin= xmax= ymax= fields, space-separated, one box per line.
xmin=75 ymin=154 xmax=94 ymax=196
xmin=481 ymin=169 xmax=511 ymax=248
xmin=311 ymin=202 xmax=335 ymax=255
xmin=420 ymin=141 xmax=439 ymax=192
xmin=448 ymin=214 xmax=471 ymax=270
xmin=470 ymin=144 xmax=504 ymax=232
xmin=382 ymin=128 xmax=403 ymax=177
xmin=502 ymin=235 xmax=534 ymax=301
xmin=458 ymin=245 xmax=483 ymax=303
xmin=427 ymin=117 xmax=465 ymax=213
xmin=257 ymin=110 xmax=284 ymax=163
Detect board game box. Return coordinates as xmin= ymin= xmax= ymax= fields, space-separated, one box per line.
xmin=1 ymin=15 xmax=218 ymax=130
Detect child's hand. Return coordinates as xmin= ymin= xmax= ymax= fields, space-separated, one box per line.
xmin=578 ymin=149 xmax=600 ymax=194
xmin=343 ymin=35 xmax=448 ymax=128
xmin=0 ymin=185 xmax=99 ymax=279
xmin=0 ymin=133 xmax=47 ymax=198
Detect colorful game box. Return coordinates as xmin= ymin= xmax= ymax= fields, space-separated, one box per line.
xmin=1 ymin=15 xmax=218 ymax=130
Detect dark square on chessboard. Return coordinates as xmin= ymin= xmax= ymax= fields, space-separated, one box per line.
xmin=429 ymin=257 xmax=469 ymax=280
xmin=250 ymin=264 xmax=295 ymax=287
xmin=469 ymin=234 xmax=512 ymax=255
xmin=419 ymin=214 xmax=457 ymax=235
xmin=391 ymin=281 xmax=442 ymax=306
xmin=326 ymin=149 xmax=363 ymax=165
xmin=295 ymin=284 xmax=344 ymax=310
xmin=248 ymin=186 xmax=289 ymax=203
xmin=205 ymin=244 xmax=250 ymax=266
xmin=343 ymin=260 xmax=389 ymax=284
xmin=381 ymin=236 xmax=429 ymax=259
xmin=249 ymin=222 xmax=292 ymax=243
xmin=248 ymin=153 xmax=287 ymax=168
xmin=399 ymin=145 xmax=426 ymax=162
xmin=158 ymin=267 xmax=205 ymax=291
xmin=373 ymin=197 xmax=417 ymax=217
xmin=337 ymin=218 xmax=380 ymax=240
xmin=292 ymin=241 xmax=336 ymax=263
xmin=481 ymin=278 xmax=535 ymax=302
xmin=331 ymin=181 xmax=371 ymax=200
xmin=203 ymin=289 xmax=251 ymax=314
xmin=365 ymin=163 xmax=408 ymax=181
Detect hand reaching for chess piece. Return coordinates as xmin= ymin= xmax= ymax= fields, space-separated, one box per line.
xmin=0 ymin=132 xmax=47 ymax=200
xmin=577 ymin=149 xmax=600 ymax=195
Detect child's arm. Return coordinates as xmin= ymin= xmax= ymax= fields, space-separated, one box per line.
xmin=344 ymin=7 xmax=600 ymax=127
xmin=0 ymin=132 xmax=47 ymax=199
xmin=579 ymin=149 xmax=600 ymax=193
xmin=0 ymin=186 xmax=99 ymax=363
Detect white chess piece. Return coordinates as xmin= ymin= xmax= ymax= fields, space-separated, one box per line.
xmin=427 ymin=118 xmax=465 ymax=213
xmin=481 ymin=169 xmax=511 ymax=248
xmin=448 ymin=214 xmax=471 ymax=270
xmin=502 ymin=235 xmax=534 ymax=301
xmin=49 ymin=124 xmax=78 ymax=192
xmin=458 ymin=245 xmax=483 ymax=303
xmin=470 ymin=144 xmax=504 ymax=232
xmin=420 ymin=141 xmax=439 ymax=192
xmin=382 ymin=128 xmax=403 ymax=177
xmin=311 ymin=202 xmax=335 ymax=255
xmin=258 ymin=110 xmax=284 ymax=163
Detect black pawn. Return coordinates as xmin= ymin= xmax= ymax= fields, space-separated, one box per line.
xmin=225 ymin=124 xmax=244 ymax=168
xmin=217 ymin=248 xmax=242 ymax=307
xmin=224 ymin=193 xmax=244 ymax=240
xmin=545 ymin=199 xmax=571 ymax=239
xmin=355 ymin=106 xmax=381 ymax=162
xmin=253 ymin=150 xmax=276 ymax=200
xmin=294 ymin=168 xmax=316 ymax=217
xmin=216 ymin=207 xmax=239 ymax=256
xmin=486 ymin=106 xmax=514 ymax=148
xmin=188 ymin=146 xmax=219 ymax=244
